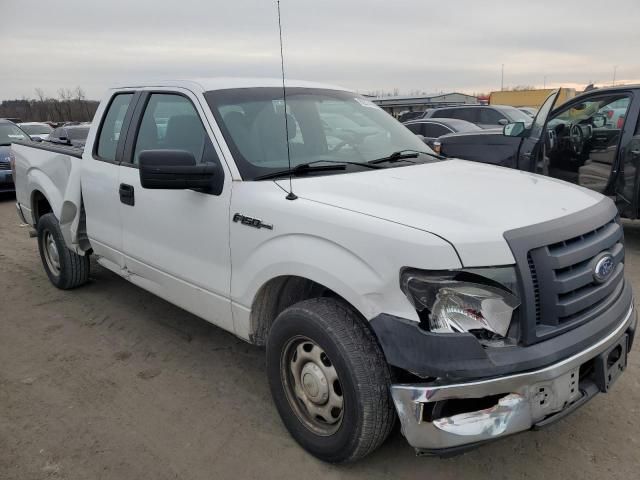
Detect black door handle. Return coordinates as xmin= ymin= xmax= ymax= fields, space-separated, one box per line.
xmin=119 ymin=183 xmax=135 ymax=206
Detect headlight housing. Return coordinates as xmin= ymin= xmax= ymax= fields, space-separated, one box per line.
xmin=400 ymin=268 xmax=520 ymax=345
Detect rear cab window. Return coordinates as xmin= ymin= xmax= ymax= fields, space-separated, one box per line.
xmin=96 ymin=93 xmax=134 ymax=161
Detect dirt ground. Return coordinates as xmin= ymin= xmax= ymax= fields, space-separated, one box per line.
xmin=1 ymin=193 xmax=640 ymax=480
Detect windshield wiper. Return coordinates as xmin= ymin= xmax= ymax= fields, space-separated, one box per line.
xmin=368 ymin=149 xmax=443 ymax=165
xmin=254 ymin=160 xmax=381 ymax=181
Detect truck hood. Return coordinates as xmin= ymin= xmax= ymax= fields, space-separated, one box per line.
xmin=277 ymin=159 xmax=604 ymax=266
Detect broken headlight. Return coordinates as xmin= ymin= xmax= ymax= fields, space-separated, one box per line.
xmin=400 ymin=268 xmax=520 ymax=344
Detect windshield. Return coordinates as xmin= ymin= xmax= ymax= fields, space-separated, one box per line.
xmin=501 ymin=106 xmax=534 ymax=123
xmin=0 ymin=123 xmax=30 ymax=145
xmin=550 ymin=95 xmax=629 ymax=125
xmin=205 ymin=87 xmax=434 ymax=179
xmin=20 ymin=124 xmax=53 ymax=135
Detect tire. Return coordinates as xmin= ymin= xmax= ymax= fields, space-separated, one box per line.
xmin=37 ymin=213 xmax=90 ymax=290
xmin=266 ymin=298 xmax=395 ymax=463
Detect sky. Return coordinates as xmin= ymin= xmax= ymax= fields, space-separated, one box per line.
xmin=1 ymin=0 xmax=639 ymax=101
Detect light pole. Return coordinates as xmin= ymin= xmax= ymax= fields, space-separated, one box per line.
xmin=613 ymin=66 xmax=618 ymax=86
xmin=543 ymin=76 xmax=547 ymax=89
xmin=501 ymin=64 xmax=504 ymax=91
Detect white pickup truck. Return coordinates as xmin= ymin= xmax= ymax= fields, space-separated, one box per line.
xmin=11 ymin=78 xmax=636 ymax=462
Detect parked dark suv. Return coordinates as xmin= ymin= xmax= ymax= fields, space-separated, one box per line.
xmin=423 ymin=104 xmax=533 ymax=129
xmin=48 ymin=124 xmax=90 ymax=148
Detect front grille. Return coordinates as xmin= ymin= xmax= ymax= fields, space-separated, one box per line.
xmin=527 ymin=253 xmax=541 ymax=323
xmin=504 ymin=199 xmax=624 ymax=345
xmin=0 ymin=162 xmax=10 ymax=171
xmin=528 ymin=218 xmax=624 ymax=328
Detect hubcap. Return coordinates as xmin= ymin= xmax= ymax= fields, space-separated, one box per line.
xmin=281 ymin=337 xmax=344 ymax=435
xmin=43 ymin=230 xmax=61 ymax=275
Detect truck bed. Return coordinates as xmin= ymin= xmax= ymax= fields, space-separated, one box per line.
xmin=12 ymin=139 xmax=84 ymax=159
xmin=12 ymin=140 xmax=86 ymax=254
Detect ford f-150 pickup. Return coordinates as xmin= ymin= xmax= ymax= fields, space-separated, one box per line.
xmin=11 ymin=78 xmax=636 ymax=463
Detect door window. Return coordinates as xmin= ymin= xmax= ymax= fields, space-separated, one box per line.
xmin=423 ymin=123 xmax=452 ymax=137
xmin=434 ymin=108 xmax=478 ymax=123
xmin=405 ymin=123 xmax=424 ymax=135
xmin=96 ymin=93 xmax=133 ymax=161
xmin=478 ymin=108 xmax=506 ymax=125
xmin=133 ymin=93 xmax=218 ymax=165
xmin=431 ymin=109 xmax=453 ymax=119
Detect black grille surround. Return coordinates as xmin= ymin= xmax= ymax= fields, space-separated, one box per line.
xmin=0 ymin=161 xmax=10 ymax=171
xmin=504 ymin=198 xmax=624 ymax=345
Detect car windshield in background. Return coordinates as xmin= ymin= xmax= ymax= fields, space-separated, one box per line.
xmin=67 ymin=127 xmax=89 ymax=140
xmin=21 ymin=124 xmax=53 ymax=135
xmin=501 ymin=106 xmax=534 ymax=123
xmin=205 ymin=87 xmax=435 ymax=180
xmin=0 ymin=124 xmax=29 ymax=145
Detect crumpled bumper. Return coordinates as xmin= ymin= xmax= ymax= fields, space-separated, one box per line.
xmin=391 ymin=303 xmax=635 ymax=454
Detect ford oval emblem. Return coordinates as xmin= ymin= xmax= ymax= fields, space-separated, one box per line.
xmin=593 ymin=253 xmax=615 ymax=284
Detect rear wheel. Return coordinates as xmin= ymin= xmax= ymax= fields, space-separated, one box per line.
xmin=266 ymin=298 xmax=395 ymax=463
xmin=37 ymin=213 xmax=90 ymax=289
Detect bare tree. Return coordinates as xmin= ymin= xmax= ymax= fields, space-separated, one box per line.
xmin=0 ymin=87 xmax=99 ymax=122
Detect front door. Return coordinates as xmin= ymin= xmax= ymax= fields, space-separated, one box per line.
xmin=117 ymin=89 xmax=234 ymax=332
xmin=517 ymin=90 xmax=560 ymax=173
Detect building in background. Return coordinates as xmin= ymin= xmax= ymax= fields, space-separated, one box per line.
xmin=489 ymin=88 xmax=576 ymax=108
xmin=372 ymin=92 xmax=478 ymax=117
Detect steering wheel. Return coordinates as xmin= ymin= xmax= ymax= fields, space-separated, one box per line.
xmin=569 ymin=124 xmax=585 ymax=155
xmin=329 ymin=139 xmax=353 ymax=153
xmin=328 ymin=129 xmax=378 ymax=155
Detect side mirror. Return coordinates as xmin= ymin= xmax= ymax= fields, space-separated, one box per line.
xmin=498 ymin=119 xmax=509 ymax=126
xmin=503 ymin=121 xmax=526 ymax=137
xmin=139 ymin=149 xmax=216 ymax=191
xmin=32 ymin=136 xmax=43 ymax=142
xmin=58 ymin=136 xmax=68 ymax=143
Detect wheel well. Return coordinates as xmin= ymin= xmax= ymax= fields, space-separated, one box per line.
xmin=250 ymin=276 xmax=350 ymax=346
xmin=32 ymin=190 xmax=52 ymax=224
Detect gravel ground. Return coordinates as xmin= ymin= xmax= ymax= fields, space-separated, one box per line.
xmin=1 ymin=192 xmax=640 ymax=480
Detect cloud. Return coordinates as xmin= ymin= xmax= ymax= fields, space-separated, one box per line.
xmin=1 ymin=0 xmax=639 ymax=99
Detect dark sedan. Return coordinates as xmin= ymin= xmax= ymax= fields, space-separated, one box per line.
xmin=403 ymin=118 xmax=481 ymax=148
xmin=48 ymin=124 xmax=90 ymax=148
xmin=0 ymin=120 xmax=30 ymax=193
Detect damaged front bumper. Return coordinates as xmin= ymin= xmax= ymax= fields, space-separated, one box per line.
xmin=391 ymin=303 xmax=635 ymax=454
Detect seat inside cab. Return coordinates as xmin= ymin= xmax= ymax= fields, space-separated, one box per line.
xmin=545 ymin=95 xmax=631 ymax=193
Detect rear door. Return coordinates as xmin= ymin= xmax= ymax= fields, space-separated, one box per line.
xmin=82 ymin=91 xmax=139 ymax=268
xmin=117 ymin=88 xmax=234 ymax=332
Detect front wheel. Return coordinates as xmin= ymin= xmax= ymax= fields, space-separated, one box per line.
xmin=37 ymin=213 xmax=90 ymax=289
xmin=266 ymin=298 xmax=395 ymax=463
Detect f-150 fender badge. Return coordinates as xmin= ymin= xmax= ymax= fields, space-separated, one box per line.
xmin=233 ymin=213 xmax=273 ymax=230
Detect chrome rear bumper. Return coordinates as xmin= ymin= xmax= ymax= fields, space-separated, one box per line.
xmin=391 ymin=304 xmax=635 ymax=454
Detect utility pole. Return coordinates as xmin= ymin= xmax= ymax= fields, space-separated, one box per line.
xmin=613 ymin=65 xmax=618 ymax=86
xmin=501 ymin=64 xmax=504 ymax=91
